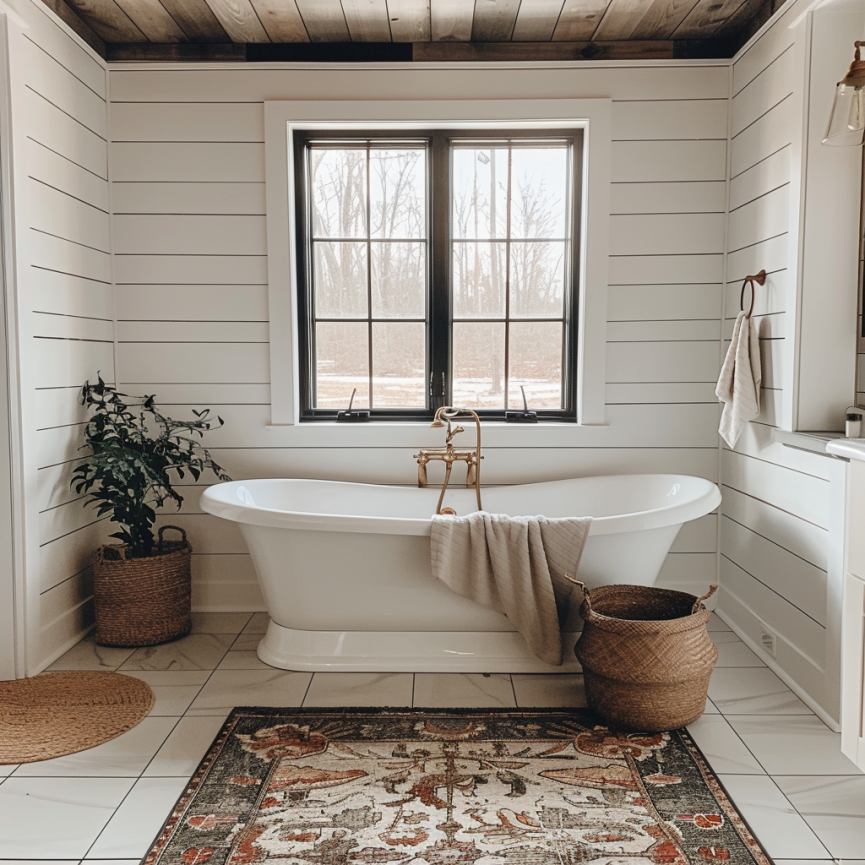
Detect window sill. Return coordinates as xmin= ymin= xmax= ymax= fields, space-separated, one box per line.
xmin=264 ymin=421 xmax=610 ymax=449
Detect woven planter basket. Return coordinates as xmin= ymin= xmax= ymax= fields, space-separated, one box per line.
xmin=573 ymin=581 xmax=718 ymax=732
xmin=93 ymin=526 xmax=192 ymax=647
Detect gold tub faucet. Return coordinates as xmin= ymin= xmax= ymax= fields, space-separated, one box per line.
xmin=414 ymin=407 xmax=483 ymax=516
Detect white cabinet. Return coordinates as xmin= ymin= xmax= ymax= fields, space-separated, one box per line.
xmin=828 ymin=445 xmax=865 ymax=769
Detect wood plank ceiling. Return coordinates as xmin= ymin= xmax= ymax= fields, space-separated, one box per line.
xmin=52 ymin=0 xmax=789 ymax=59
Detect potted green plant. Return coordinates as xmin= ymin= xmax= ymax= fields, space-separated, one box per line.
xmin=73 ymin=375 xmax=230 ymax=646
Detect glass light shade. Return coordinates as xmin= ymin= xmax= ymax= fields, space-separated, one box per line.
xmin=823 ymin=41 xmax=865 ymax=146
xmin=823 ymin=82 xmax=865 ymax=146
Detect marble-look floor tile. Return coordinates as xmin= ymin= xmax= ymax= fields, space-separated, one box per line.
xmin=726 ymin=715 xmax=862 ymax=775
xmin=88 ymin=776 xmax=188 ymax=858
xmin=119 ymin=634 xmax=234 ymax=671
xmin=703 ymin=697 xmax=720 ymax=714
xmin=191 ymin=611 xmax=252 ymax=634
xmin=0 ymin=761 xmax=19 ymax=775
xmin=771 ymin=861 xmax=837 ymax=865
xmin=14 ymin=717 xmax=178 ymax=778
xmin=717 ymin=774 xmax=830 ymax=859
xmin=511 ymin=674 xmax=586 ymax=708
xmin=46 ymin=636 xmax=135 ymax=672
xmin=685 ymin=714 xmax=764 ymax=774
xmin=707 ymin=613 xmax=732 ymax=632
xmin=217 ymin=650 xmax=272 ymax=670
xmin=775 ymin=776 xmax=865 ymax=858
xmin=143 ymin=715 xmax=226 ymax=777
xmin=186 ymin=669 xmax=312 ymax=715
xmin=709 ymin=667 xmax=813 ymax=714
xmin=0 ymin=776 xmax=134 ymax=858
xmin=241 ymin=612 xmax=270 ymax=634
xmin=83 ymin=860 xmax=142 ymax=865
xmin=230 ymin=633 xmax=263 ymax=651
xmin=414 ymin=674 xmax=515 ymax=708
xmin=122 ymin=670 xmax=210 ymax=715
xmin=2 ymin=861 xmax=82 ymax=865
xmin=712 ymin=632 xmax=766 ymax=667
xmin=304 ymin=673 xmax=413 ymax=707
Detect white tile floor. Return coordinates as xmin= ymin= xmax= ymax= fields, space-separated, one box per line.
xmin=1 ymin=611 xmax=862 ymax=862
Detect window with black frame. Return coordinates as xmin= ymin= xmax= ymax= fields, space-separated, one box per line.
xmin=293 ymin=128 xmax=582 ymax=422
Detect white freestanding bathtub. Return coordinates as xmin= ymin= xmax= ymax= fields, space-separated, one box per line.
xmin=201 ymin=474 xmax=721 ymax=673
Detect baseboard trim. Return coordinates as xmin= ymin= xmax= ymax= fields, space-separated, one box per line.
xmin=714 ymin=609 xmax=840 ymax=732
xmin=34 ymin=622 xmax=95 ymax=675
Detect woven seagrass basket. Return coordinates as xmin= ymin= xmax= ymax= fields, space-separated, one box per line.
xmin=573 ymin=581 xmax=718 ymax=732
xmin=93 ymin=526 xmax=192 ymax=647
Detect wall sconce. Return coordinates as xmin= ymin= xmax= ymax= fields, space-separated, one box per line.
xmin=824 ymin=41 xmax=865 ymax=146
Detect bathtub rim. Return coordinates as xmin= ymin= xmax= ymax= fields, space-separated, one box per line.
xmin=200 ymin=473 xmax=721 ymax=537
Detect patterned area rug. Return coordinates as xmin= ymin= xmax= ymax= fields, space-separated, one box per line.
xmin=145 ymin=708 xmax=771 ymax=865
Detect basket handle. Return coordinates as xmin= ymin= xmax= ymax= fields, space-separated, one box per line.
xmin=158 ymin=525 xmax=188 ymax=554
xmin=96 ymin=544 xmax=127 ymax=563
xmin=692 ymin=584 xmax=718 ymax=613
xmin=562 ymin=575 xmax=592 ymax=612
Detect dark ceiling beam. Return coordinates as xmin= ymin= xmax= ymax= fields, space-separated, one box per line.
xmin=38 ymin=0 xmax=107 ymax=57
xmin=105 ymin=37 xmax=741 ymax=62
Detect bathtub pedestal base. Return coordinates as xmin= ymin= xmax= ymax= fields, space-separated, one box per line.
xmin=257 ymin=621 xmax=582 ymax=673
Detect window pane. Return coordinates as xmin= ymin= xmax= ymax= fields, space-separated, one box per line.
xmin=314 ymin=242 xmax=368 ymax=319
xmin=508 ymin=322 xmax=563 ymax=410
xmin=315 ymin=322 xmax=369 ymax=408
xmin=371 ymin=242 xmax=425 ymax=319
xmin=311 ymin=148 xmax=367 ymax=239
xmin=452 ymin=147 xmax=508 ymax=240
xmin=452 ymin=322 xmax=506 ymax=409
xmin=510 ymin=241 xmax=566 ymax=318
xmin=452 ymin=242 xmax=506 ymax=319
xmin=370 ymin=148 xmax=426 ymax=239
xmin=372 ymin=322 xmax=426 ymax=407
xmin=510 ymin=147 xmax=568 ymax=239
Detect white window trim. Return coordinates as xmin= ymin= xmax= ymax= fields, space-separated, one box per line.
xmin=264 ymin=98 xmax=611 ymax=444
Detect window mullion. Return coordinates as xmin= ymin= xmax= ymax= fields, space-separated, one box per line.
xmin=366 ymin=145 xmax=373 ymax=410
xmin=430 ymin=132 xmax=450 ymax=409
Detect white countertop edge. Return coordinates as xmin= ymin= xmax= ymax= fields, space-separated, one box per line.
xmin=826 ymin=438 xmax=865 ymax=461
xmin=773 ymin=429 xmax=845 ymax=458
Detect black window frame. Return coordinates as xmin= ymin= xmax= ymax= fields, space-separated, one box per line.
xmin=293 ymin=127 xmax=584 ymax=423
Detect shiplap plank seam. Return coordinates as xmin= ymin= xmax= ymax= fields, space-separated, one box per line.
xmin=24 ymin=33 xmax=106 ymax=103
xmin=732 ymin=39 xmax=795 ymax=100
xmin=32 ymin=228 xmax=110 ymax=257
xmin=730 ymin=142 xmax=790 ymax=182
xmin=27 ymin=136 xmax=109 ymax=184
xmin=726 ymin=231 xmax=787 ymax=257
xmin=32 ymin=265 xmax=112 ymax=286
xmin=26 ymin=86 xmax=107 ymax=143
xmin=729 ymin=181 xmax=789 ymax=215
xmin=731 ymin=92 xmax=793 ymax=145
xmin=722 ymin=512 xmax=829 ymax=571
xmin=720 ymin=553 xmax=825 ymax=629
xmin=30 ymin=176 xmax=109 ymax=216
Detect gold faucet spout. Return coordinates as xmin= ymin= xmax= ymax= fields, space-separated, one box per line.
xmin=416 ymin=407 xmax=483 ymax=515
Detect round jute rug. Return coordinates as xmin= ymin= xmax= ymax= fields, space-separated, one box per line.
xmin=0 ymin=671 xmax=155 ymax=764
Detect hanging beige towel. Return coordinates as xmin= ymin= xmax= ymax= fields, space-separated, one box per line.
xmin=716 ymin=311 xmax=762 ymax=448
xmin=430 ymin=512 xmax=592 ymax=666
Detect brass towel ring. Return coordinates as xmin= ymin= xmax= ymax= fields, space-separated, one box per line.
xmin=739 ymin=269 xmax=767 ymax=318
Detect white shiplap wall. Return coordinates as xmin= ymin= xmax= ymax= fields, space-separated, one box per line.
xmin=11 ymin=0 xmax=113 ymax=670
xmin=718 ymin=1 xmax=845 ymax=723
xmin=107 ymin=62 xmax=728 ymax=611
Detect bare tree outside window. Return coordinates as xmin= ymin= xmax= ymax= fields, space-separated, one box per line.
xmin=310 ymin=144 xmax=427 ymax=409
xmin=299 ymin=132 xmax=578 ymax=419
xmin=452 ymin=143 xmax=568 ymax=410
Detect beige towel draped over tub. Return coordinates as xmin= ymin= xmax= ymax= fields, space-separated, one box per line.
xmin=716 ymin=310 xmax=762 ymax=448
xmin=430 ymin=512 xmax=592 ymax=666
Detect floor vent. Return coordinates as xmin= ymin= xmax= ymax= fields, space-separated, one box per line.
xmin=759 ymin=629 xmax=777 ymax=657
